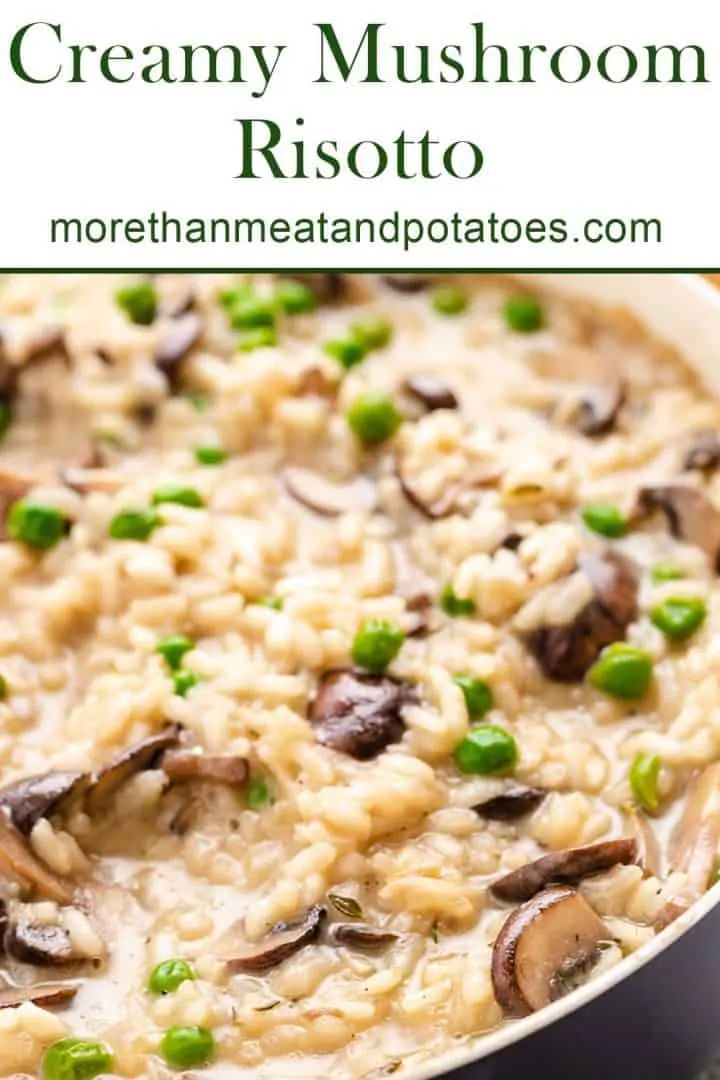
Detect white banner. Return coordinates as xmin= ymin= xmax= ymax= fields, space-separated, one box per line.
xmin=0 ymin=0 xmax=717 ymax=268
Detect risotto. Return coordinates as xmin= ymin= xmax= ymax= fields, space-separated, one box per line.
xmin=0 ymin=272 xmax=718 ymax=1080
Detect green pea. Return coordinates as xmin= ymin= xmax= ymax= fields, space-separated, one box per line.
xmin=109 ymin=508 xmax=162 ymax=542
xmin=588 ymin=643 xmax=654 ymax=700
xmin=629 ymin=752 xmax=661 ymax=814
xmin=275 ymin=279 xmax=317 ymax=315
xmin=187 ymin=392 xmax=210 ymax=412
xmin=0 ymin=674 xmax=7 ymax=701
xmin=454 ymin=676 xmax=493 ymax=721
xmin=0 ymin=401 xmax=12 ymax=440
xmin=350 ymin=317 xmax=393 ymax=351
xmin=160 ymin=1025 xmax=214 ymax=1069
xmin=152 ymin=485 xmax=205 ymax=509
xmin=650 ymin=597 xmax=707 ymax=642
xmin=454 ymin=726 xmax=518 ymax=776
xmin=324 ymin=336 xmax=367 ymax=371
xmin=581 ymin=504 xmax=627 ymax=538
xmin=7 ymin=501 xmax=67 ymax=551
xmin=440 ymin=584 xmax=476 ymax=618
xmin=156 ymin=635 xmax=194 ymax=670
xmin=172 ymin=669 xmax=201 ymax=697
xmin=148 ymin=958 xmax=196 ymax=995
xmin=194 ymin=446 xmax=226 ymax=466
xmin=255 ymin=595 xmax=284 ymax=611
xmin=503 ymin=295 xmax=545 ymax=333
xmin=651 ymin=562 xmax=685 ymax=584
xmin=432 ymin=287 xmax=468 ymax=316
xmin=43 ymin=1037 xmax=113 ymax=1080
xmin=116 ymin=282 xmax=157 ymax=326
xmin=228 ymin=295 xmax=276 ymax=331
xmin=219 ymin=285 xmax=253 ymax=309
xmin=351 ymin=619 xmax=405 ymax=673
xmin=347 ymin=393 xmax=402 ymax=446
xmin=236 ymin=327 xmax=278 ymax=352
xmin=247 ymin=777 xmax=274 ymax=809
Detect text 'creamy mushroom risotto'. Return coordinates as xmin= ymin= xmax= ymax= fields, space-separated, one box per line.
xmin=0 ymin=272 xmax=719 ymax=1079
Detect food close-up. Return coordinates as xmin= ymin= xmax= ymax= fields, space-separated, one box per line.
xmin=0 ymin=272 xmax=719 ymax=1080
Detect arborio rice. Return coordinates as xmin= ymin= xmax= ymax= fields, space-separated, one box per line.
xmin=0 ymin=271 xmax=718 ymax=1079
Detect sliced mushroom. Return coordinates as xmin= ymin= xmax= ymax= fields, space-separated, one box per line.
xmin=283 ymin=467 xmax=378 ymax=517
xmin=491 ymin=885 xmax=609 ymax=1016
xmin=154 ymin=313 xmax=203 ymax=386
xmin=0 ymin=813 xmax=75 ymax=904
xmin=163 ymin=752 xmax=248 ymax=788
xmin=381 ymin=275 xmax=435 ymax=293
xmin=0 ymin=980 xmax=78 ymax=1010
xmin=0 ymin=772 xmax=87 ymax=836
xmin=683 ymin=430 xmax=720 ymax=473
xmin=327 ymin=923 xmax=398 ymax=952
xmin=221 ymin=905 xmax=326 ymax=973
xmin=490 ymin=838 xmax=638 ymax=904
xmin=402 ymin=375 xmax=459 ymax=412
xmin=390 ymin=541 xmax=436 ymax=614
xmin=308 ymin=671 xmax=414 ymax=761
xmin=85 ymin=726 xmax=181 ymax=814
xmin=655 ymin=763 xmax=720 ymax=930
xmin=4 ymin=921 xmax=81 ymax=967
xmin=525 ymin=552 xmax=638 ymax=682
xmin=635 ymin=485 xmax=720 ymax=570
xmin=397 ymin=460 xmax=501 ymax=520
xmin=58 ymin=466 xmax=127 ymax=496
xmin=473 ymin=786 xmax=548 ymax=823
xmin=529 ymin=347 xmax=625 ymax=437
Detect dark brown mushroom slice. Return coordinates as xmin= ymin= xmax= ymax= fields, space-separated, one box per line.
xmin=309 ymin=671 xmax=414 ymax=761
xmin=0 ymin=980 xmax=79 ymax=1010
xmin=222 ymin=905 xmax=326 ymax=973
xmin=0 ymin=812 xmax=75 ymax=904
xmin=473 ymin=786 xmax=548 ymax=823
xmin=402 ymin=375 xmax=459 ymax=413
xmin=154 ymin=313 xmax=203 ymax=387
xmin=283 ymin=467 xmax=378 ymax=517
xmin=0 ymin=772 xmax=88 ymax=836
xmin=397 ymin=460 xmax=501 ymax=520
xmin=635 ymin=485 xmax=720 ymax=570
xmin=382 ymin=275 xmax=435 ymax=293
xmin=491 ymin=885 xmax=608 ymax=1017
xmin=525 ymin=551 xmax=638 ymax=683
xmin=163 ymin=752 xmax=248 ymax=788
xmin=529 ymin=347 xmax=625 ymax=437
xmin=85 ymin=726 xmax=181 ymax=815
xmin=499 ymin=531 xmax=524 ymax=553
xmin=490 ymin=838 xmax=638 ymax=904
xmin=682 ymin=430 xmax=720 ymax=474
xmin=327 ymin=923 xmax=398 ymax=952
xmin=4 ymin=921 xmax=84 ymax=967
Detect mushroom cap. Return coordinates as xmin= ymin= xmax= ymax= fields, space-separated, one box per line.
xmin=308 ymin=671 xmax=413 ymax=761
xmin=635 ymin=485 xmax=720 ymax=570
xmin=525 ymin=552 xmax=638 ymax=682
xmin=0 ymin=979 xmax=78 ymax=1010
xmin=221 ymin=906 xmax=326 ymax=973
xmin=85 ymin=726 xmax=181 ymax=814
xmin=327 ymin=923 xmax=398 ymax=952
xmin=162 ymin=752 xmax=248 ymax=787
xmin=0 ymin=812 xmax=75 ymax=904
xmin=683 ymin=430 xmax=720 ymax=473
xmin=283 ymin=467 xmax=378 ymax=517
xmin=490 ymin=838 xmax=638 ymax=904
xmin=0 ymin=771 xmax=87 ymax=836
xmin=473 ymin=786 xmax=547 ymax=823
xmin=154 ymin=313 xmax=203 ymax=385
xmin=402 ymin=374 xmax=459 ymax=413
xmin=491 ymin=885 xmax=609 ymax=1016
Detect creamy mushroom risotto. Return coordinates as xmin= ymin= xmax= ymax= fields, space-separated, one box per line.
xmin=0 ymin=272 xmax=719 ymax=1080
